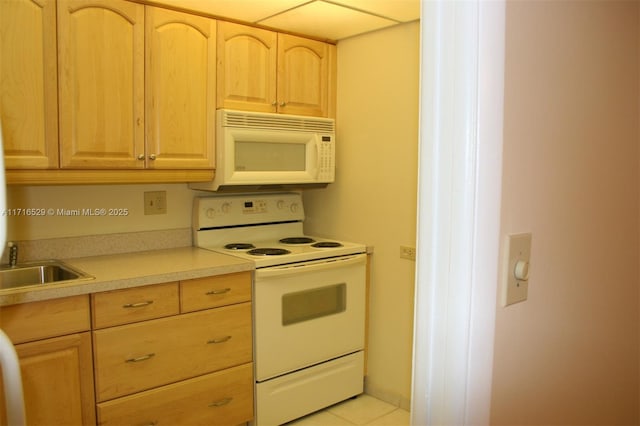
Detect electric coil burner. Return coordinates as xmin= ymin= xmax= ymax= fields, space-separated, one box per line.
xmin=224 ymin=243 xmax=255 ymax=250
xmin=247 ymin=248 xmax=291 ymax=256
xmin=312 ymin=241 xmax=343 ymax=248
xmin=280 ymin=237 xmax=315 ymax=244
xmin=193 ymin=193 xmax=367 ymax=426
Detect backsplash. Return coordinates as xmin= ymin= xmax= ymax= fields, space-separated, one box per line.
xmin=0 ymin=228 xmax=192 ymax=264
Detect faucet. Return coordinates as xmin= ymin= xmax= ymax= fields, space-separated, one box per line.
xmin=7 ymin=242 xmax=17 ymax=267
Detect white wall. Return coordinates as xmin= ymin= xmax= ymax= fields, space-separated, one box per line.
xmin=303 ymin=21 xmax=420 ymax=409
xmin=491 ymin=2 xmax=640 ymax=424
xmin=5 ymin=183 xmax=196 ymax=240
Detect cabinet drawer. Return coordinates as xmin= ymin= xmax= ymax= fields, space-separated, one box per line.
xmin=0 ymin=295 xmax=90 ymax=344
xmin=93 ymin=302 xmax=252 ymax=401
xmin=97 ymin=362 xmax=254 ymax=426
xmin=91 ymin=282 xmax=179 ymax=328
xmin=181 ymin=271 xmax=251 ymax=312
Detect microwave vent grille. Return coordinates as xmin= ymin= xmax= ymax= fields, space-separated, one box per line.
xmin=221 ymin=110 xmax=334 ymax=133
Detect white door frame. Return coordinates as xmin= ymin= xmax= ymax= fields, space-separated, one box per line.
xmin=411 ymin=1 xmax=506 ymax=425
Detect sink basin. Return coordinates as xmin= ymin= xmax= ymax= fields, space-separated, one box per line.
xmin=0 ymin=261 xmax=93 ymax=290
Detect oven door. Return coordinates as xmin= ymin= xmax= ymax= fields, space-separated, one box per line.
xmin=254 ymin=253 xmax=366 ymax=382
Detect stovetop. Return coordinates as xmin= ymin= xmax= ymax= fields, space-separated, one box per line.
xmin=193 ymin=193 xmax=366 ymax=268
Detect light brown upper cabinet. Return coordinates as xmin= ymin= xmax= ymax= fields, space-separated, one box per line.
xmin=58 ymin=0 xmax=145 ymax=169
xmin=58 ymin=1 xmax=215 ymax=170
xmin=0 ymin=0 xmax=59 ymax=169
xmin=217 ymin=22 xmax=336 ymax=118
xmin=145 ymin=7 xmax=215 ymax=169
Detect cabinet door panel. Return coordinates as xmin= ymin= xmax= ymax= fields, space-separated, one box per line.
xmin=277 ymin=34 xmax=333 ymax=117
xmin=146 ymin=7 xmax=215 ymax=169
xmin=0 ymin=332 xmax=95 ymax=426
xmin=217 ymin=22 xmax=277 ymax=113
xmin=58 ymin=0 xmax=144 ymax=169
xmin=0 ymin=0 xmax=58 ymax=169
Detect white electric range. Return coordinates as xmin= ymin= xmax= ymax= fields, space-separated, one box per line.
xmin=193 ymin=193 xmax=367 ymax=425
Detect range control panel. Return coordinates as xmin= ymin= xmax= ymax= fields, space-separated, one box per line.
xmin=194 ymin=193 xmax=304 ymax=229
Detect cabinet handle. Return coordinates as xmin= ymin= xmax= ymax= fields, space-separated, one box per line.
xmin=279 ymin=101 xmax=287 ymax=107
xmin=137 ymin=154 xmax=145 ymax=160
xmin=148 ymin=154 xmax=157 ymax=160
xmin=207 ymin=336 xmax=232 ymax=344
xmin=125 ymin=353 xmax=155 ymax=363
xmin=205 ymin=288 xmax=231 ymax=295
xmin=209 ymin=397 xmax=233 ymax=407
xmin=271 ymin=101 xmax=277 ymax=106
xmin=123 ymin=300 xmax=154 ymax=308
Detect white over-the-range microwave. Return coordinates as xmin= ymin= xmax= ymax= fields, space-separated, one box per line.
xmin=190 ymin=109 xmax=335 ymax=192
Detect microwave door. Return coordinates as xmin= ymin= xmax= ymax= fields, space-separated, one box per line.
xmin=227 ymin=129 xmax=319 ymax=185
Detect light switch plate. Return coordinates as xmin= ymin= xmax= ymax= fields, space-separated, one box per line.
xmin=502 ymin=232 xmax=532 ymax=306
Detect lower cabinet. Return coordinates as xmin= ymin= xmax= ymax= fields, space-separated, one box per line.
xmin=91 ymin=272 xmax=254 ymax=425
xmin=13 ymin=333 xmax=96 ymax=426
xmin=0 ymin=295 xmax=95 ymax=426
xmin=0 ymin=271 xmax=254 ymax=426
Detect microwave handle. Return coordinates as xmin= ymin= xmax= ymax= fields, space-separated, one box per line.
xmin=256 ymin=253 xmax=366 ymax=278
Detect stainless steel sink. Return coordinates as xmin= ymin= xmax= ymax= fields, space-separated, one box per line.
xmin=0 ymin=261 xmax=93 ymax=290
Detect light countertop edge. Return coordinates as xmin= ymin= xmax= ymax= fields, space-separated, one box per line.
xmin=0 ymin=247 xmax=254 ymax=307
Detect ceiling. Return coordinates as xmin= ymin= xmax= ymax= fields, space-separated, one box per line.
xmin=168 ymin=0 xmax=421 ymax=42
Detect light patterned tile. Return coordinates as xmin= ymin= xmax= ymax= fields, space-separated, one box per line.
xmin=327 ymin=394 xmax=397 ymax=425
xmin=286 ymin=410 xmax=354 ymax=426
xmin=369 ymin=408 xmax=411 ymax=426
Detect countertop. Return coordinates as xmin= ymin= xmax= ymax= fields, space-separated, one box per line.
xmin=0 ymin=246 xmax=254 ymax=307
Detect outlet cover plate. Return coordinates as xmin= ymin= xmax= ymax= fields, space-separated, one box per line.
xmin=144 ymin=191 xmax=167 ymax=215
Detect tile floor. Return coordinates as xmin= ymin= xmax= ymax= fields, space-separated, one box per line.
xmin=286 ymin=394 xmax=411 ymax=426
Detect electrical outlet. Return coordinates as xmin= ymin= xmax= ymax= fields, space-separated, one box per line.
xmin=144 ymin=191 xmax=167 ymax=215
xmin=400 ymin=245 xmax=416 ymax=261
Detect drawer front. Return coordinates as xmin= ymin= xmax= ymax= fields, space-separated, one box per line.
xmin=97 ymin=362 xmax=254 ymax=426
xmin=181 ymin=271 xmax=251 ymax=312
xmin=0 ymin=295 xmax=90 ymax=344
xmin=93 ymin=302 xmax=252 ymax=401
xmin=92 ymin=282 xmax=180 ymax=328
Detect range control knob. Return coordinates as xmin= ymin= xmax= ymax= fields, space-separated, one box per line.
xmin=221 ymin=203 xmax=231 ymax=214
xmin=277 ymin=200 xmax=286 ymax=210
xmin=206 ymin=208 xmax=215 ymax=218
xmin=290 ymin=203 xmax=300 ymax=213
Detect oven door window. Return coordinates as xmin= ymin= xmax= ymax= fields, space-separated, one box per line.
xmin=282 ymin=283 xmax=346 ymax=326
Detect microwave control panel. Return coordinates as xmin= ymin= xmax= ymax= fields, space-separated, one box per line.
xmin=318 ymin=135 xmax=335 ymax=182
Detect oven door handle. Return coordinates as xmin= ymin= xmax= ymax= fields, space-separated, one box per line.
xmin=256 ymin=253 xmax=366 ymax=278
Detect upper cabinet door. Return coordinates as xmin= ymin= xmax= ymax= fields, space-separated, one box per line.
xmin=217 ymin=22 xmax=278 ymax=113
xmin=0 ymin=0 xmax=58 ymax=169
xmin=58 ymin=0 xmax=144 ymax=169
xmin=277 ymin=34 xmax=335 ymax=118
xmin=145 ymin=7 xmax=215 ymax=169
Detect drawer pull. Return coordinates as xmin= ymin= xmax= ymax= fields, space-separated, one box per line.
xmin=207 ymin=336 xmax=232 ymax=344
xmin=123 ymin=301 xmax=154 ymax=308
xmin=125 ymin=353 xmax=155 ymax=363
xmin=209 ymin=397 xmax=233 ymax=407
xmin=205 ymin=288 xmax=231 ymax=295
